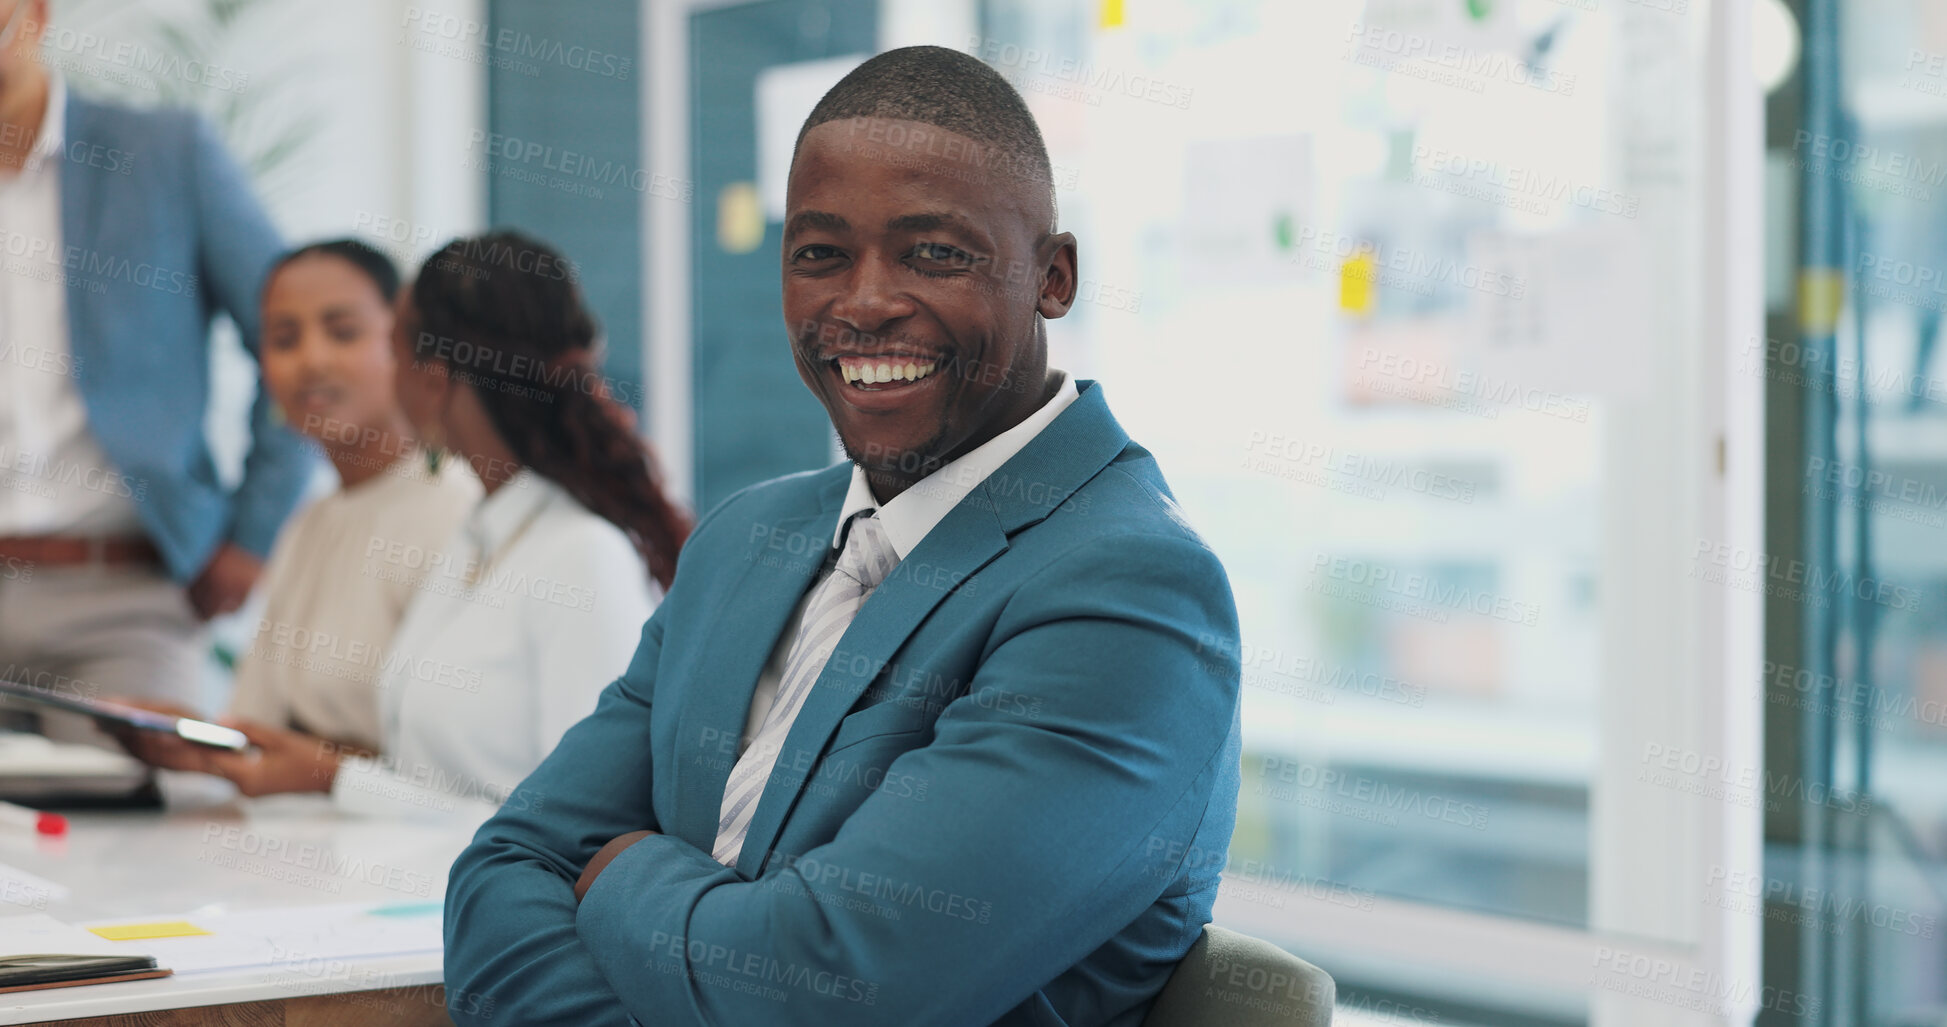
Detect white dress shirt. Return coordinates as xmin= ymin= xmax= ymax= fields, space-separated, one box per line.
xmin=331 ymin=468 xmax=658 ymax=818
xmin=736 ymin=372 xmax=1080 ymax=751
xmin=0 ymin=74 xmax=143 ymax=536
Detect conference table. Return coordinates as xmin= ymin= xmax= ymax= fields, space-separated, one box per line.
xmin=0 ymin=776 xmax=478 ymax=1026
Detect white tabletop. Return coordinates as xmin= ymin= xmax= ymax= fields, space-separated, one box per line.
xmin=0 ymin=775 xmax=479 ymax=1024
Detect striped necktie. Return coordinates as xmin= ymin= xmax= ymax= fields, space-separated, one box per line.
xmin=713 ymin=512 xmax=898 ymax=865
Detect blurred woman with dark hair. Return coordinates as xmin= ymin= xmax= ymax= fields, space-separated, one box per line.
xmin=185 ymin=231 xmax=688 ymax=817
xmin=122 ymin=238 xmax=479 ymax=769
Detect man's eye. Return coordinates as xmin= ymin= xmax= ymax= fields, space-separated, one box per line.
xmin=912 ymin=243 xmax=968 ymax=263
xmin=911 ymin=243 xmax=974 ymax=268
xmin=793 ymin=245 xmax=842 ymax=262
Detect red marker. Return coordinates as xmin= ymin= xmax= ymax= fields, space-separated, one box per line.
xmin=0 ymin=800 xmax=66 ymax=836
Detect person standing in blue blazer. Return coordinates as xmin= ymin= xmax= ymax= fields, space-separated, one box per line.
xmin=0 ymin=0 xmax=308 ymax=724
xmin=445 ymin=45 xmax=1244 ymax=1027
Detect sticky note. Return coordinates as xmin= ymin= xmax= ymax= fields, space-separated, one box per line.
xmin=716 ymin=182 xmax=765 ymax=255
xmin=1100 ymin=0 xmax=1125 ymax=29
xmin=368 ymin=902 xmax=443 ymax=918
xmin=89 ymin=921 xmax=211 ymax=941
xmin=1340 ymin=254 xmax=1376 ymax=315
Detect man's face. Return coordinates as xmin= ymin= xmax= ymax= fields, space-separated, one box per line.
xmin=782 ymin=117 xmax=1075 ymax=489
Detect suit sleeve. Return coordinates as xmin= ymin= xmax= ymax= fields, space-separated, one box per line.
xmin=571 ymin=532 xmax=1241 ymax=1026
xmin=188 ymin=114 xmax=310 ymax=562
xmin=442 ymin=488 xmax=757 ymax=1026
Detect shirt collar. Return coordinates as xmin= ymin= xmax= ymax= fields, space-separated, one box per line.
xmin=462 ymin=466 xmax=557 ymax=556
xmin=22 ymin=74 xmax=65 ymax=173
xmin=833 ymin=371 xmax=1080 ymax=558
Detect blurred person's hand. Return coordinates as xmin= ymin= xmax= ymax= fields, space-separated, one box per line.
xmin=101 ymin=697 xmax=213 ymax=772
xmin=196 ymin=719 xmax=341 ymax=797
xmin=187 ymin=543 xmax=263 ymax=620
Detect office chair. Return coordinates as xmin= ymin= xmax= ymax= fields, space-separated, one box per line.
xmin=1142 ymin=925 xmax=1335 ymax=1027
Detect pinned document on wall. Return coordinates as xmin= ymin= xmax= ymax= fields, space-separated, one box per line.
xmin=1180 ymin=135 xmax=1314 ymax=287
xmin=756 ymin=55 xmax=869 ymax=223
xmin=1352 ymin=0 xmax=1522 ymax=66
xmin=1461 ymin=224 xmax=1655 ymax=401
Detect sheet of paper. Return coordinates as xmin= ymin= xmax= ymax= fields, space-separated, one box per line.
xmin=0 ymin=914 xmax=130 ymax=958
xmin=1180 ymin=135 xmax=1314 ymax=286
xmin=0 ymin=861 xmax=68 ymax=909
xmin=79 ymin=902 xmax=444 ymax=975
xmin=0 ymin=730 xmax=145 ymax=776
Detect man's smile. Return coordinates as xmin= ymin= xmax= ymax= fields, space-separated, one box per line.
xmin=834 ymin=354 xmax=939 ymax=387
xmin=819 ymin=351 xmax=951 ymax=413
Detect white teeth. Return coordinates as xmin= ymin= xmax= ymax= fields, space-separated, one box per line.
xmin=839 ymin=358 xmax=938 ymax=386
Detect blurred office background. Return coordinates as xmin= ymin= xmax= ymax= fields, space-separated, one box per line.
xmin=37 ymin=0 xmax=1947 ymax=1023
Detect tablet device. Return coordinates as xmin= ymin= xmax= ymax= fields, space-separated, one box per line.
xmin=0 ymin=679 xmax=248 ymax=751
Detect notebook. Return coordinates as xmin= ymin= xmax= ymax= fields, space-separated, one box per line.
xmin=0 ymin=914 xmax=170 ymax=994
xmin=0 ymin=731 xmax=155 ymax=808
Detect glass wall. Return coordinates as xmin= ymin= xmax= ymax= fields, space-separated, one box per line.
xmin=955 ymin=4 xmax=1743 ymax=1023
xmin=1764 ymin=0 xmax=1947 ymax=1023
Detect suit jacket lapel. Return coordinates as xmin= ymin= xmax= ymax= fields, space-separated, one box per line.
xmin=734 ymin=502 xmax=1010 ymax=877
xmin=58 ymin=95 xmax=105 ymax=389
xmin=733 ymin=381 xmax=1132 ymax=876
xmin=667 ymin=472 xmax=848 ymax=848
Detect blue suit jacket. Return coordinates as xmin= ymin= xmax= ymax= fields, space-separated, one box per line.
xmin=59 ymin=92 xmax=310 ymax=579
xmin=443 ymin=381 xmax=1244 ymax=1026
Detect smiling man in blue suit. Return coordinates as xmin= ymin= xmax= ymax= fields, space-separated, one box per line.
xmin=444 ymin=45 xmax=1243 ymax=1027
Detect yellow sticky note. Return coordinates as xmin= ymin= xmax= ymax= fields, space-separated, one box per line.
xmin=89 ymin=921 xmax=211 ymax=941
xmin=1340 ymin=254 xmax=1376 ymax=315
xmin=1100 ymin=0 xmax=1125 ymax=29
xmin=716 ymin=182 xmax=765 ymax=256
xmin=1798 ymin=268 xmax=1844 ymax=337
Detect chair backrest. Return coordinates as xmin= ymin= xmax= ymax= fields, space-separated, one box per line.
xmin=1141 ymin=924 xmax=1335 ymax=1027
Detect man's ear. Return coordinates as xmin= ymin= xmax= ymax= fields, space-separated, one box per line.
xmin=1036 ymin=232 xmax=1079 ymax=320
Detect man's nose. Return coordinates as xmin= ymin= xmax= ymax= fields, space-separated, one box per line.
xmin=829 ymin=259 xmax=916 ymax=337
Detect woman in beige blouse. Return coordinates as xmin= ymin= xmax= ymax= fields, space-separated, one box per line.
xmin=126 ymin=239 xmax=477 ymax=761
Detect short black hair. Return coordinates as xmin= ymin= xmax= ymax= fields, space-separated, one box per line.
xmin=270 ymin=238 xmax=401 ymax=303
xmin=795 ymin=45 xmax=1054 ymax=216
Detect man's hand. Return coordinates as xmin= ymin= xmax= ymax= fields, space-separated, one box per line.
xmin=197 ymin=719 xmax=341 ymax=797
xmin=187 ymin=543 xmax=263 ymax=620
xmin=575 ymin=831 xmax=658 ymax=903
